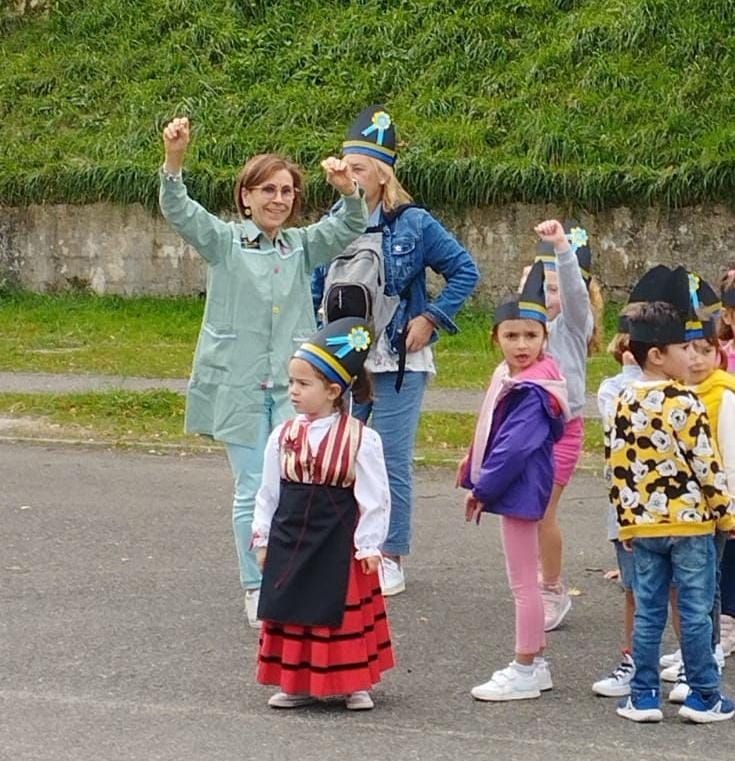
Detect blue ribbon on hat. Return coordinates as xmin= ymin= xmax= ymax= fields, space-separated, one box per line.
xmin=689 ymin=272 xmax=701 ymax=310
xmin=326 ymin=327 xmax=371 ymax=359
xmin=565 ymin=227 xmax=588 ymax=255
xmin=361 ymin=111 xmax=392 ymax=147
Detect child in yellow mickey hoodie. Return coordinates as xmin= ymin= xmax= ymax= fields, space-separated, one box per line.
xmin=607 ymin=286 xmax=735 ymax=724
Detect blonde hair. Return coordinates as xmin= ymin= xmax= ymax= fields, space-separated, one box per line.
xmin=587 ymin=277 xmax=604 ymax=356
xmin=372 ymin=159 xmax=413 ymax=211
xmin=606 ymin=302 xmax=643 ymax=364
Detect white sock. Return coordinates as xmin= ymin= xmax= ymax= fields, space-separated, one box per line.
xmin=533 ymin=656 xmax=547 ymax=667
xmin=512 ymin=661 xmax=535 ymax=674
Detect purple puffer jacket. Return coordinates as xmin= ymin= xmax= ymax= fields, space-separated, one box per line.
xmin=461 ymin=382 xmax=565 ymax=521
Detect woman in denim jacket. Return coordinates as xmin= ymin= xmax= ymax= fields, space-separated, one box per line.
xmin=313 ymin=105 xmax=480 ymax=595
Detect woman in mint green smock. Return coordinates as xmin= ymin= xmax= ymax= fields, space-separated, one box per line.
xmin=159 ymin=117 xmax=368 ymax=627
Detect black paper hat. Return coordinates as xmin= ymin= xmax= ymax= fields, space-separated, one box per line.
xmin=342 ymin=104 xmax=397 ymax=166
xmin=494 ymin=260 xmax=547 ymax=327
xmin=683 ymin=269 xmax=715 ymax=340
xmin=720 ymin=265 xmax=735 ymax=309
xmin=534 ymin=220 xmax=591 ymax=286
xmin=293 ymin=317 xmax=372 ymax=392
xmin=696 ymin=276 xmax=721 ymax=318
xmin=724 ymin=278 xmax=735 ymax=308
xmin=628 ymin=266 xmax=688 ymax=343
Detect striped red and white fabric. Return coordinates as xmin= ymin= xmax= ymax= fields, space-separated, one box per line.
xmin=278 ymin=414 xmax=363 ymax=486
xmin=257 ymin=556 xmax=394 ymax=697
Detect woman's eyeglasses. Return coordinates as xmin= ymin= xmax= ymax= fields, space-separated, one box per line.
xmin=251 ymin=184 xmax=299 ymax=201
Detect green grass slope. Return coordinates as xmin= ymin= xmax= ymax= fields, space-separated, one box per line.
xmin=3 ymin=0 xmax=735 ymax=212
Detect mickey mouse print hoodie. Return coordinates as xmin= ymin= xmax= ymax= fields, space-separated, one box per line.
xmin=607 ymin=379 xmax=735 ymax=540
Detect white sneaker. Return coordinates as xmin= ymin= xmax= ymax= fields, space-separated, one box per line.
xmin=471 ymin=663 xmax=541 ymax=702
xmin=245 ymin=589 xmax=261 ymax=629
xmin=541 ymin=583 xmax=572 ymax=632
xmin=592 ymin=652 xmax=635 ymax=697
xmin=660 ymin=662 xmax=680 ymax=682
xmin=715 ymin=643 xmax=725 ymax=669
xmin=668 ymin=666 xmax=690 ymax=704
xmin=345 ymin=691 xmax=374 ymax=710
xmin=379 ymin=557 xmax=405 ymax=596
xmin=267 ymin=691 xmax=317 ymax=708
xmin=660 ymin=648 xmax=681 ymax=668
xmin=662 ymin=647 xmax=723 ymax=681
xmin=534 ymin=660 xmax=553 ymax=691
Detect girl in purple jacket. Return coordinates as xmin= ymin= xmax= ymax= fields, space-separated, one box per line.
xmin=460 ymin=260 xmax=569 ymax=702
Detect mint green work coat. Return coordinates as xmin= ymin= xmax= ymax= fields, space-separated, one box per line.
xmin=159 ymin=173 xmax=368 ymax=446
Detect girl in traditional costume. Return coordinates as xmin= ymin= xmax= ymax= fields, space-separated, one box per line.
xmin=252 ymin=317 xmax=394 ymax=710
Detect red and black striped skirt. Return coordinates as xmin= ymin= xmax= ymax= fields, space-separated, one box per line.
xmin=256 ymin=557 xmax=394 ymax=697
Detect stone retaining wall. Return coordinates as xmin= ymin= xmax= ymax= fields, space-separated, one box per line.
xmin=1 ymin=200 xmax=734 ymax=300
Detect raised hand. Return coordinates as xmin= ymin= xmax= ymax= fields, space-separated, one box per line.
xmin=534 ymin=219 xmax=567 ymax=249
xmin=321 ymin=156 xmax=356 ymax=195
xmin=162 ymin=117 xmax=190 ymax=173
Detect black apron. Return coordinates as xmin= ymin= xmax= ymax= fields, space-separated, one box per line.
xmin=257 ymin=480 xmax=358 ymax=628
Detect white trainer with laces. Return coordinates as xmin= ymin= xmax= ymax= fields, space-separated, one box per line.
xmin=715 ymin=643 xmax=725 ymax=669
xmin=245 ymin=589 xmax=261 ymax=629
xmin=471 ymin=663 xmax=542 ymax=702
xmin=668 ymin=665 xmax=690 ymax=704
xmin=592 ymin=652 xmax=635 ymax=697
xmin=345 ymin=691 xmax=375 ymax=710
xmin=660 ymin=661 xmax=680 ymax=682
xmin=379 ymin=557 xmax=406 ymax=596
xmin=267 ymin=692 xmax=317 ymax=709
xmin=659 ymin=648 xmax=681 ymax=668
xmin=541 ymin=583 xmax=572 ymax=632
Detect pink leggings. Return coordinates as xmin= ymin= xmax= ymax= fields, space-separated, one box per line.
xmin=501 ymin=515 xmax=546 ymax=655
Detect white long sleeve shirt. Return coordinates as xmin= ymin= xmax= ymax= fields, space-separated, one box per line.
xmin=252 ymin=414 xmax=391 ymax=559
xmin=598 ymin=364 xmax=643 ymax=541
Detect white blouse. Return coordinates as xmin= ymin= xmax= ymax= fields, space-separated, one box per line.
xmin=252 ymin=414 xmax=391 ymax=559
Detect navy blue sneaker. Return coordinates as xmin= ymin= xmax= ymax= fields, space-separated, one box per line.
xmin=616 ymin=690 xmax=663 ymax=722
xmin=678 ymin=691 xmax=734 ymax=723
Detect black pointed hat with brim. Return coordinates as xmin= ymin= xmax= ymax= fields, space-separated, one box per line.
xmin=342 ymin=104 xmax=397 ymax=166
xmin=493 ymin=260 xmax=547 ymax=327
xmin=683 ymin=269 xmax=716 ymax=340
xmin=293 ymin=317 xmax=372 ymax=392
xmin=723 ymin=269 xmax=735 ymax=308
xmin=628 ymin=266 xmax=688 ymax=343
xmin=627 ymin=266 xmax=715 ymax=343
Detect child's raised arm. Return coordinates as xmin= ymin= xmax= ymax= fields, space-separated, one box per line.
xmin=534 ymin=219 xmax=592 ymax=338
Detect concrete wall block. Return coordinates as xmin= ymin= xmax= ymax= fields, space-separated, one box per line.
xmin=1 ymin=201 xmax=734 ymax=300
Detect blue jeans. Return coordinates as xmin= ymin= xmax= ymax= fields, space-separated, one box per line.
xmin=224 ymin=389 xmax=292 ymax=590
xmin=631 ymin=535 xmax=719 ymax=700
xmin=352 ymin=370 xmax=428 ymax=556
xmin=712 ymin=531 xmax=728 ymax=647
xmin=613 ymin=539 xmax=636 ymax=592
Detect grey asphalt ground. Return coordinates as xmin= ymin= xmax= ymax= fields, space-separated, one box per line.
xmin=0 ymin=371 xmax=601 ymax=417
xmin=3 ymin=442 xmax=733 ymax=761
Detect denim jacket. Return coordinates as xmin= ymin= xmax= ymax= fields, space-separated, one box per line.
xmin=312 ymin=204 xmax=479 ymax=351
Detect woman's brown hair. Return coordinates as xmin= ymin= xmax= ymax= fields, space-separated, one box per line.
xmin=233 ymin=153 xmax=303 ymax=223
